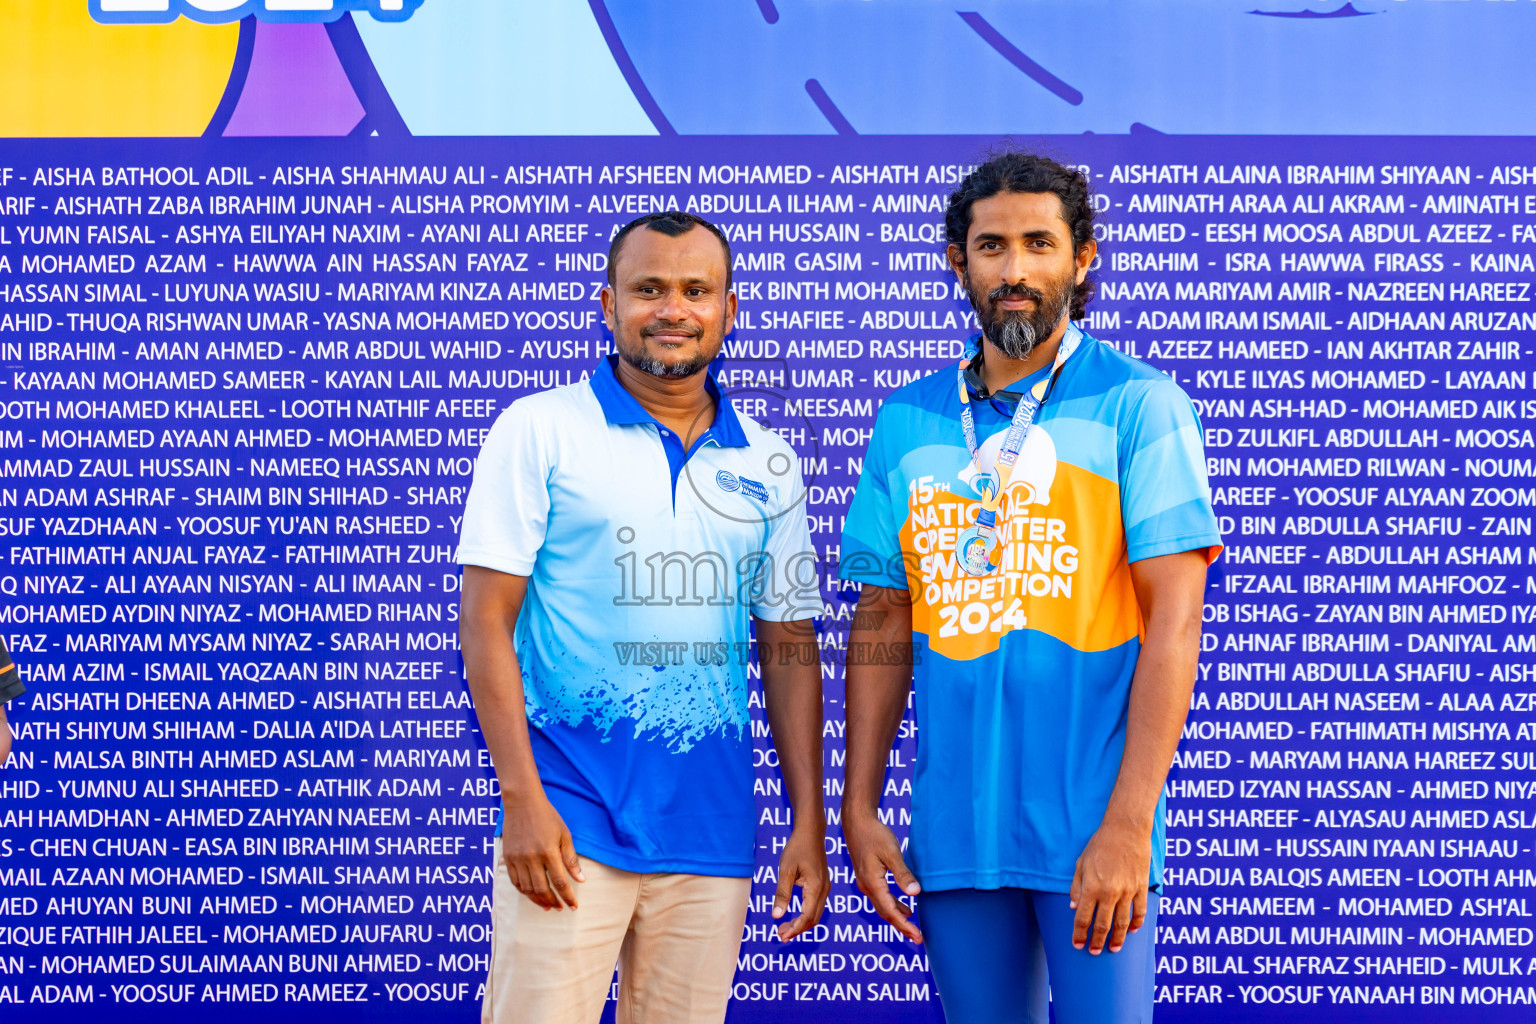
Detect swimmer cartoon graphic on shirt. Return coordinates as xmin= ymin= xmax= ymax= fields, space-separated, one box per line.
xmin=957 ymin=424 xmax=1058 ymax=507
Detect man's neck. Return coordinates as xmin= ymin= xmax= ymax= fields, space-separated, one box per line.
xmin=978 ymin=318 xmax=1069 ymax=396
xmin=613 ymin=357 xmax=715 ymax=443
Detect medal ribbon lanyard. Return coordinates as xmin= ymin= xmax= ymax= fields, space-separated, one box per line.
xmin=958 ymin=323 xmax=1081 ymax=500
xmin=954 ymin=324 xmax=1081 ymax=577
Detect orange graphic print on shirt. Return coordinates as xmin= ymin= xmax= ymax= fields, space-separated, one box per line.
xmin=899 ymin=424 xmax=1141 ymax=662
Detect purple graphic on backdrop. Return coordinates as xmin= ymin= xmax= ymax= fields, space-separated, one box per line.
xmin=223 ymin=22 xmax=365 ymax=136
xmin=1249 ymin=4 xmax=1376 ymax=19
xmin=90 ymin=0 xmax=424 ymax=26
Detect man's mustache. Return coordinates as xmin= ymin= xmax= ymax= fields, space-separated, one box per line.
xmin=987 ymin=282 xmax=1044 ymax=305
xmin=641 ymin=320 xmax=703 ymax=339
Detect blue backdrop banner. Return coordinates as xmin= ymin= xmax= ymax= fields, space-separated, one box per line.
xmin=4 ymin=3 xmax=1536 ymax=1023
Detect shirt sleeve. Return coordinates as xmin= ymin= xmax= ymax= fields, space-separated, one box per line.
xmin=837 ymin=404 xmax=909 ymax=591
xmin=0 ymin=634 xmax=21 ymax=704
xmin=1119 ymin=379 xmax=1224 ymax=564
xmin=750 ymin=446 xmax=822 ymax=623
xmin=455 ymin=399 xmax=551 ymax=576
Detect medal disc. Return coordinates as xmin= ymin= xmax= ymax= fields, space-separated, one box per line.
xmin=957 ymin=525 xmax=1000 ymax=576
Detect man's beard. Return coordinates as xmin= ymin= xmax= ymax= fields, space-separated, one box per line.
xmin=966 ymin=270 xmax=1074 ymax=359
xmin=621 ymin=320 xmax=713 ymax=378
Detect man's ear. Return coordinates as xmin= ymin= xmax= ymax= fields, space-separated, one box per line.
xmin=600 ymin=284 xmax=616 ymax=332
xmin=1074 ymin=240 xmax=1098 ymax=285
xmin=946 ymin=243 xmax=966 ymax=283
xmin=724 ymin=288 xmax=738 ymax=336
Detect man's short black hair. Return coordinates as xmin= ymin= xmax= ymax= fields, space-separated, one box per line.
xmin=607 ymin=211 xmax=733 ymax=290
xmin=944 ymin=151 xmax=1097 ymax=318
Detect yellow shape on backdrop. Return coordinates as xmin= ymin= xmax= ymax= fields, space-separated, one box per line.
xmin=0 ymin=2 xmax=239 ymax=137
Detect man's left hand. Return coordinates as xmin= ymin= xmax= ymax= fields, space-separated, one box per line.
xmin=1069 ymin=820 xmax=1150 ymax=955
xmin=772 ymin=824 xmax=829 ymax=941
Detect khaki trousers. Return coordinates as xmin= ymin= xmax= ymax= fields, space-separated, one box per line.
xmin=482 ymin=836 xmax=751 ymax=1024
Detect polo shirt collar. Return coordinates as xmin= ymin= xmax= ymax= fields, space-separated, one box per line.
xmin=962 ymin=354 xmax=1020 ymax=404
xmin=589 ymin=355 xmax=748 ymax=448
xmin=962 ymin=322 xmax=1085 ymax=404
xmin=962 ymin=349 xmax=1050 ymax=406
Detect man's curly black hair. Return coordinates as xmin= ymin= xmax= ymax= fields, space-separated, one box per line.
xmin=944 ymin=151 xmax=1097 ymax=319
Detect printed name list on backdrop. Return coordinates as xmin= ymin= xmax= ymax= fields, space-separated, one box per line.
xmin=0 ymin=135 xmax=1534 ymax=1024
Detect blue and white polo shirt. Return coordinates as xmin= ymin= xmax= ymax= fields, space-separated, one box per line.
xmin=456 ymin=355 xmax=820 ymax=877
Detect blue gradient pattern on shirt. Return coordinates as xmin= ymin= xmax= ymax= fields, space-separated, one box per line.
xmin=457 ymin=358 xmax=818 ymax=876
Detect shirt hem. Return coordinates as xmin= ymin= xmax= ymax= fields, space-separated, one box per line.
xmin=1127 ymin=533 xmax=1224 ymax=565
xmin=750 ymin=606 xmax=823 ymax=624
xmin=570 ymin=831 xmax=754 ymax=879
xmin=836 ymin=570 xmax=907 ymax=591
xmin=918 ymin=867 xmax=1162 ymax=893
xmin=455 ymin=549 xmax=535 ymax=577
xmin=917 ymin=869 xmax=1073 ymax=894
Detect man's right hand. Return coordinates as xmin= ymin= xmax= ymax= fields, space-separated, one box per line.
xmin=502 ymin=792 xmax=585 ymax=910
xmin=843 ymin=811 xmax=923 ymax=943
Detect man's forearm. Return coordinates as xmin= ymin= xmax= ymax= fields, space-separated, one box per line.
xmin=459 ymin=569 xmax=544 ymax=803
xmin=841 ymin=585 xmax=913 ymax=818
xmin=1102 ymin=628 xmax=1200 ymax=832
xmin=466 ymin=645 xmax=543 ymax=803
xmin=757 ymin=618 xmax=825 ymax=826
xmin=1103 ymin=553 xmax=1206 ymax=833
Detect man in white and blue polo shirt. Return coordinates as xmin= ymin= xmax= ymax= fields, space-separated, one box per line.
xmin=458 ymin=211 xmax=828 ymax=1024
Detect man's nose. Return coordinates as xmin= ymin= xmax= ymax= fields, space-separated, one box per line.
xmin=655 ymin=286 xmax=690 ymax=322
xmin=998 ymin=244 xmax=1030 ymax=286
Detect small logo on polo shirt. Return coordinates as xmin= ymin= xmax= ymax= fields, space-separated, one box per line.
xmin=738 ymin=476 xmax=770 ymax=503
xmin=716 ymin=470 xmax=740 ymax=492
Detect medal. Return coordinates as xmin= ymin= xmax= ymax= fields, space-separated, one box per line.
xmin=956 ymin=485 xmax=1003 ymax=575
xmin=955 ymin=325 xmax=1080 ymax=576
